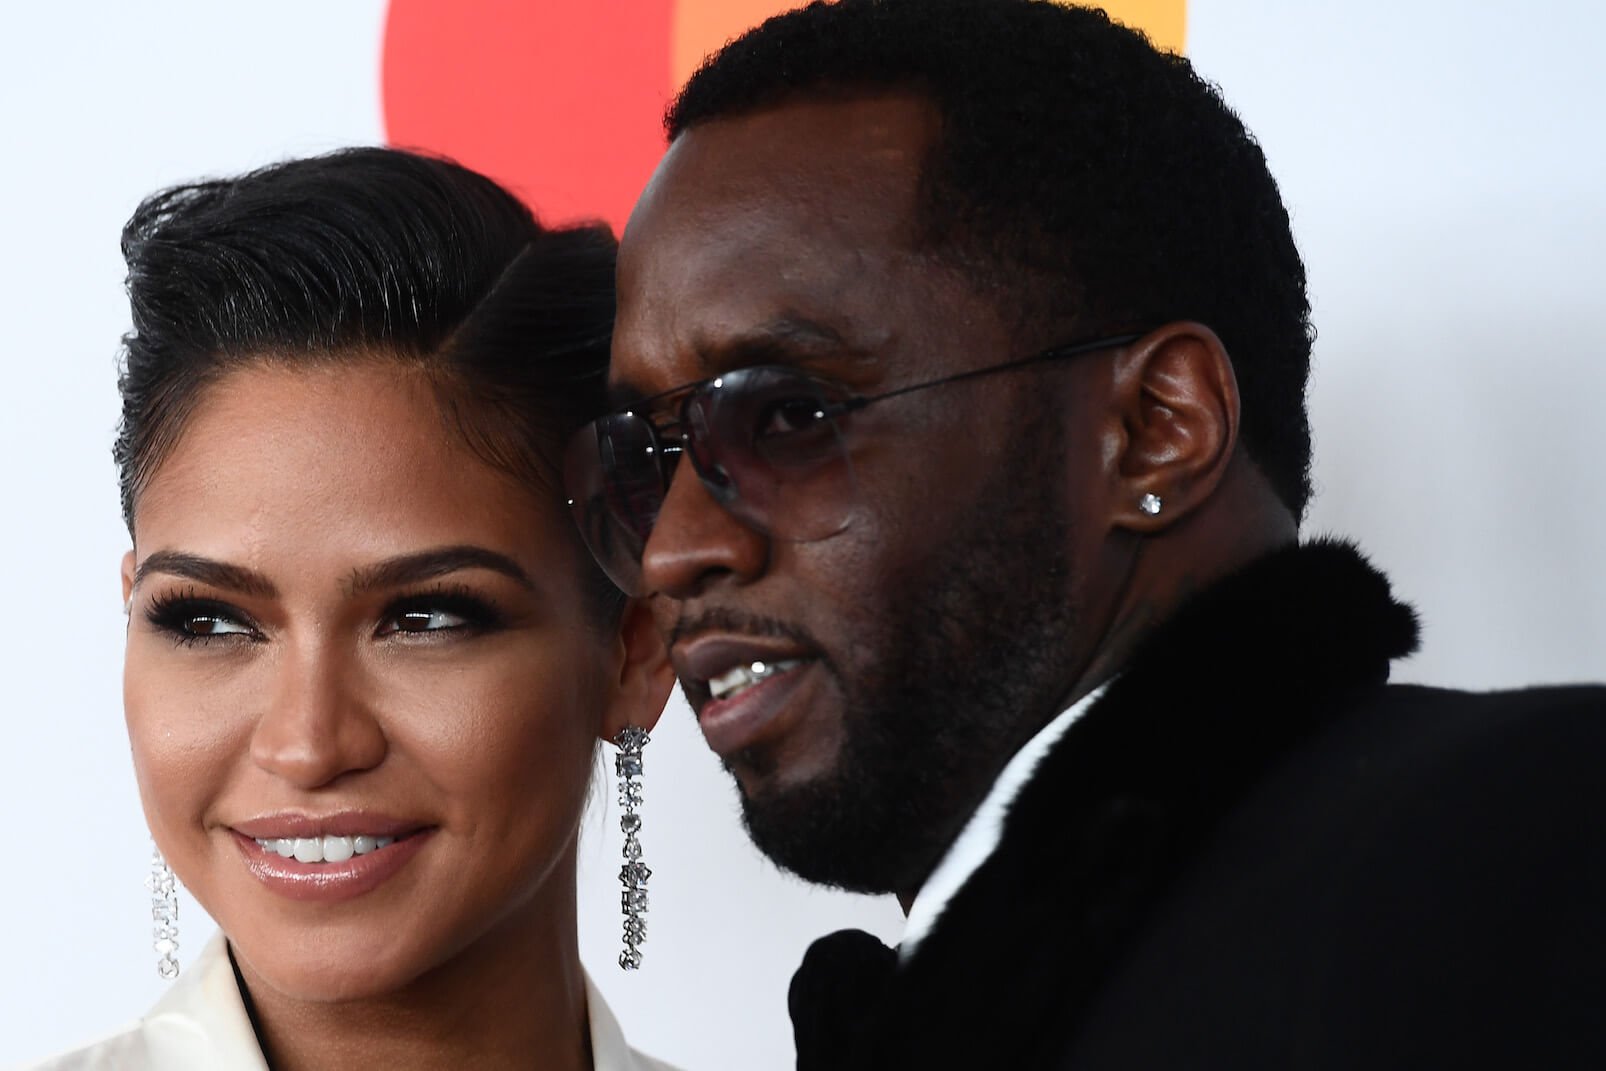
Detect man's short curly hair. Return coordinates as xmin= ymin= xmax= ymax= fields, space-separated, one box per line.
xmin=668 ymin=0 xmax=1315 ymax=518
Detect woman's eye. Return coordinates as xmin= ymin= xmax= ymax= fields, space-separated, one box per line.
xmin=386 ymin=608 xmax=470 ymax=634
xmin=378 ymin=592 xmax=502 ymax=638
xmin=183 ymin=614 xmax=253 ymax=637
xmin=144 ymin=595 xmax=257 ymax=646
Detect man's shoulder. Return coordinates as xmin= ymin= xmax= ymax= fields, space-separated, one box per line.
xmin=1376 ymin=676 xmax=1606 ymax=720
xmin=1293 ymin=677 xmax=1606 ymax=820
xmin=1068 ymin=677 xmax=1606 ymax=1068
xmin=1196 ymin=676 xmax=1606 ymax=913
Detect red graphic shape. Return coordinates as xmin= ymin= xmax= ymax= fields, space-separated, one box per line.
xmin=383 ymin=0 xmax=675 ymax=234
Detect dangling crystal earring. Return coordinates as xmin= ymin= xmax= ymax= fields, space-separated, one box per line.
xmin=1138 ymin=492 xmax=1163 ymax=516
xmin=147 ymin=843 xmax=180 ymax=980
xmin=614 ymin=725 xmax=651 ymax=970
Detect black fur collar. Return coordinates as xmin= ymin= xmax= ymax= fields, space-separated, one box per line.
xmin=790 ymin=540 xmax=1419 ymax=1069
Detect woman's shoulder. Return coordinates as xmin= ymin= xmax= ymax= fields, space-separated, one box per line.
xmin=629 ymin=1052 xmax=685 ymax=1071
xmin=19 ymin=947 xmax=687 ymax=1071
xmin=8 ymin=934 xmax=268 ymax=1071
xmin=10 ymin=1021 xmax=153 ymax=1071
xmin=584 ymin=970 xmax=686 ymax=1071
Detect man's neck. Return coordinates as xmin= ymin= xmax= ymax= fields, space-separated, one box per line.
xmin=1080 ymin=477 xmax=1298 ymax=702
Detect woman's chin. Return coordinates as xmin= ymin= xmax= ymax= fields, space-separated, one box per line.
xmin=228 ymin=935 xmax=435 ymax=1006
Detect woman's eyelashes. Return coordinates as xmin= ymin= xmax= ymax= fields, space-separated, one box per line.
xmin=144 ymin=589 xmax=259 ymax=647
xmin=376 ymin=586 xmax=508 ymax=640
xmin=141 ymin=583 xmax=510 ymax=647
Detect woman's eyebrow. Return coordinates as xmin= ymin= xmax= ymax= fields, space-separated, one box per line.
xmin=132 ymin=546 xmax=535 ymax=599
xmin=133 ymin=551 xmax=278 ymax=598
xmin=343 ymin=545 xmax=535 ymax=595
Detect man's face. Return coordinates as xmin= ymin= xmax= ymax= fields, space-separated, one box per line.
xmin=613 ymin=93 xmax=1119 ymax=893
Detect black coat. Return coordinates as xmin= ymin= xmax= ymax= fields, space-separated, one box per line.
xmin=790 ymin=541 xmax=1606 ymax=1069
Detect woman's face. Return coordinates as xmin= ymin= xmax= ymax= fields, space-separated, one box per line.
xmin=122 ymin=360 xmax=656 ymax=1002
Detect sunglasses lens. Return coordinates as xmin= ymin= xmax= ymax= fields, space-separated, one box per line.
xmin=565 ymin=368 xmax=860 ymax=595
xmin=690 ymin=367 xmax=857 ymax=541
xmin=563 ymin=413 xmax=665 ymax=595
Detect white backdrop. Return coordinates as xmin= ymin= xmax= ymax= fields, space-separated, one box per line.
xmin=1 ymin=2 xmax=1601 ymax=1067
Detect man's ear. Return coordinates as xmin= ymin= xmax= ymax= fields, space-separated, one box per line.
xmin=1105 ymin=321 xmax=1239 ymax=531
xmin=598 ymin=597 xmax=676 ymax=743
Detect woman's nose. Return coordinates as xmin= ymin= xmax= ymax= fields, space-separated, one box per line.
xmin=248 ymin=643 xmax=387 ymax=789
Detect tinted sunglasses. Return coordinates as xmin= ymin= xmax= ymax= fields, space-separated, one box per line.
xmin=564 ymin=332 xmax=1141 ymax=595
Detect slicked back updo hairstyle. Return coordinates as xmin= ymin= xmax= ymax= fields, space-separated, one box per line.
xmin=116 ymin=147 xmax=625 ymax=620
xmin=669 ymin=0 xmax=1316 ymax=518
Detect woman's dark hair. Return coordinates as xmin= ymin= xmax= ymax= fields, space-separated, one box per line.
xmin=116 ymin=146 xmax=624 ymax=620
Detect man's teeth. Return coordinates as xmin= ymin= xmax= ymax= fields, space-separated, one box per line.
xmin=708 ymin=658 xmax=805 ymax=701
xmin=252 ymin=834 xmax=396 ymax=863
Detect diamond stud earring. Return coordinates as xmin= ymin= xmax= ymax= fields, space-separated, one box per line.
xmin=1138 ymin=492 xmax=1163 ymax=516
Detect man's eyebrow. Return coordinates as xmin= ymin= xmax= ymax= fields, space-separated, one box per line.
xmin=608 ymin=381 xmax=651 ymax=410
xmin=696 ymin=317 xmax=851 ymax=375
xmin=609 ymin=316 xmax=857 ymax=409
xmin=343 ymin=545 xmax=535 ymax=595
xmin=133 ymin=552 xmax=278 ymax=598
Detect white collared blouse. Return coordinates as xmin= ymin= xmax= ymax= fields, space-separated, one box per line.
xmin=14 ymin=933 xmax=678 ymax=1071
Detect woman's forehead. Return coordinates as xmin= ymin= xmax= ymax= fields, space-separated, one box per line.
xmin=131 ymin=363 xmax=562 ymax=572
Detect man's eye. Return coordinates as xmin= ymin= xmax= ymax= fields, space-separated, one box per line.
xmin=756 ymin=398 xmax=830 ymax=438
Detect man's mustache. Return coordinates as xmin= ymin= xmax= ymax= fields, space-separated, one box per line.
xmin=668 ymin=606 xmax=820 ymax=652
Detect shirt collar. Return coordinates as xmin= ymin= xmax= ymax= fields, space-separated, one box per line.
xmin=899 ymin=684 xmax=1108 ymax=960
xmin=133 ymin=932 xmax=664 ymax=1070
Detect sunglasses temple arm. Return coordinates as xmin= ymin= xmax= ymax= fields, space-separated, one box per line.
xmin=843 ymin=333 xmax=1143 ymax=414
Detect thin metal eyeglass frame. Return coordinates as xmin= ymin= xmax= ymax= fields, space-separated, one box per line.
xmin=613 ymin=330 xmax=1144 ymax=463
xmin=566 ymin=331 xmax=1144 ymax=592
xmin=801 ymin=330 xmax=1142 ymax=423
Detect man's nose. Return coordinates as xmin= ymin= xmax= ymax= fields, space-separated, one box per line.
xmin=639 ymin=455 xmax=769 ymax=598
xmin=249 ymin=643 xmax=387 ymax=790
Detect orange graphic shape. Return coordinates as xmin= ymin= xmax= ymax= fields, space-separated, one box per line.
xmin=383 ymin=0 xmax=1187 ymax=233
xmin=671 ymin=0 xmax=797 ymax=87
xmin=1078 ymin=0 xmax=1186 ymax=54
xmin=673 ymin=1 xmax=1186 ymax=88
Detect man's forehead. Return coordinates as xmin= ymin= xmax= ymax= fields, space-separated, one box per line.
xmin=640 ymin=89 xmax=938 ymax=207
xmin=620 ymin=91 xmax=937 ymax=279
xmin=612 ymin=93 xmax=943 ymax=398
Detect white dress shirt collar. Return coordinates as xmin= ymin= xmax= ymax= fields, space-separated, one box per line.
xmin=17 ymin=931 xmax=675 ymax=1070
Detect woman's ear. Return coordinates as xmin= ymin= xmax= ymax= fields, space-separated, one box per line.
xmin=1105 ymin=321 xmax=1240 ymax=532
xmin=121 ymin=549 xmax=137 ymax=608
xmin=598 ymin=597 xmax=676 ymax=743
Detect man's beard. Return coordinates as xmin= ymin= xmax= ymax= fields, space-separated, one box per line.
xmin=735 ymin=407 xmax=1084 ymax=895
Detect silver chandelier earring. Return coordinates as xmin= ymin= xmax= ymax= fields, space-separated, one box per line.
xmin=147 ymin=843 xmax=180 ymax=979
xmin=614 ymin=725 xmax=651 ymax=970
xmin=1138 ymin=492 xmax=1163 ymax=516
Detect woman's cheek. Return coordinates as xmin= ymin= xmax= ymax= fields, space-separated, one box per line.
xmin=124 ymin=649 xmax=254 ymax=843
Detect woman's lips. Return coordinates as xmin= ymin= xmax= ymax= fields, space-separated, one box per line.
xmin=229 ymin=824 xmax=433 ymax=903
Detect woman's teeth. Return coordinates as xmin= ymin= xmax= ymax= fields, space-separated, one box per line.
xmin=252 ymin=835 xmax=396 ymax=863
xmin=708 ymin=658 xmax=805 ymax=701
